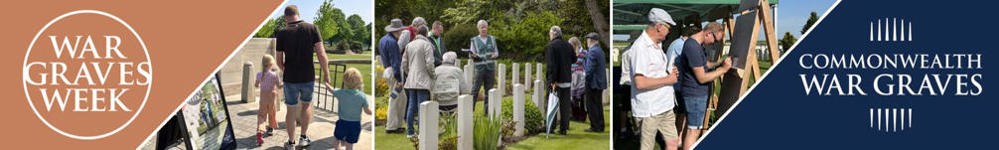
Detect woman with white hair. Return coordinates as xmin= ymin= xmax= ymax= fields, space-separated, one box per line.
xmin=432 ymin=52 xmax=468 ymax=112
xmin=469 ymin=19 xmax=499 ymax=116
xmin=545 ymin=25 xmax=577 ymax=135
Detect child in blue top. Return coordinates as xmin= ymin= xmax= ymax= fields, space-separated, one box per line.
xmin=326 ymin=68 xmax=372 ymax=150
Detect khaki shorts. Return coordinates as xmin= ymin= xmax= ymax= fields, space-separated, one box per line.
xmin=635 ymin=111 xmax=678 ymax=150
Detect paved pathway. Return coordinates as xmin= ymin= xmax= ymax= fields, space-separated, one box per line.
xmin=225 ymin=87 xmax=373 ymax=150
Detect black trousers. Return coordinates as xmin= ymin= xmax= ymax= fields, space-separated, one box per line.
xmin=586 ymin=89 xmax=605 ymax=131
xmin=471 ymin=69 xmax=495 ymax=116
xmin=556 ymin=87 xmax=571 ymax=133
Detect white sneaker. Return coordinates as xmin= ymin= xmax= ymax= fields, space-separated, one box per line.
xmin=284 ymin=141 xmax=295 ymax=150
xmin=298 ymin=135 xmax=311 ymax=147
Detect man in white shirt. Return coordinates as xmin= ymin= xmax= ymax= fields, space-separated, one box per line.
xmin=628 ymin=8 xmax=681 ymax=150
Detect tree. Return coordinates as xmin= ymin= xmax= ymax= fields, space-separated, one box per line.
xmin=443 ymin=23 xmax=477 ymax=57
xmin=254 ymin=18 xmax=282 ymax=38
xmin=556 ymin=0 xmax=591 ymax=39
xmin=379 ymin=0 xmax=607 ymax=61
xmin=335 ymin=18 xmax=354 ymax=44
xmin=315 ymin=0 xmax=346 ymax=43
xmin=779 ymin=32 xmax=797 ymax=52
xmin=376 ymin=0 xmax=457 ymax=38
xmin=441 ymin=0 xmax=494 ymax=25
xmin=363 ymin=23 xmax=372 ymax=46
xmin=347 ymin=14 xmax=368 ymax=45
xmin=584 ymin=0 xmax=610 ymax=45
xmin=492 ymin=11 xmax=564 ymax=60
xmin=254 ymin=17 xmax=287 ymax=38
xmin=801 ymin=12 xmax=818 ymax=34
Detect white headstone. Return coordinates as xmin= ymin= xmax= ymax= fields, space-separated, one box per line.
xmin=512 ymin=63 xmax=520 ymax=86
xmin=488 ymin=89 xmax=500 ymax=119
xmin=419 ymin=101 xmax=439 ymax=150
xmin=534 ymin=80 xmax=545 ymax=111
xmin=457 ymin=95 xmax=473 ymax=150
xmin=464 ymin=64 xmax=474 ymax=94
xmin=513 ymin=84 xmax=525 ymax=136
xmin=536 ymin=63 xmax=543 ymax=85
xmin=525 ymin=63 xmax=532 ymax=89
xmin=466 ymin=59 xmax=474 ymax=72
xmin=494 ymin=90 xmax=502 ymax=119
xmin=604 ymin=69 xmax=611 ymax=104
xmin=497 ymin=63 xmax=506 ymax=97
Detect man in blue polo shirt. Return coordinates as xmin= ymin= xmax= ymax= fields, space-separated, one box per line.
xmin=677 ymin=22 xmax=730 ymax=150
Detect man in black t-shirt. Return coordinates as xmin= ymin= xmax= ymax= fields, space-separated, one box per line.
xmin=274 ymin=5 xmax=332 ymax=149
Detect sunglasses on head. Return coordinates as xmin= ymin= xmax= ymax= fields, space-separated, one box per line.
xmin=707 ymin=31 xmax=722 ymax=41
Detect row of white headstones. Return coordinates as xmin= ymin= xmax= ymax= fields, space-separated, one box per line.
xmin=420 ymin=59 xmax=611 ymax=149
xmin=416 ymin=60 xmax=547 ymax=150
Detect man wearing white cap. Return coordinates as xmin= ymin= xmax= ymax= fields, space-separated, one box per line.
xmin=628 ymin=8 xmax=681 ymax=150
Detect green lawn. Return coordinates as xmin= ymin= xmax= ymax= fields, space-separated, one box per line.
xmin=373 ymin=58 xmax=607 ymax=149
xmin=374 ymin=95 xmax=610 ymax=150
xmin=375 ymin=126 xmax=416 ymax=150
xmin=506 ymin=107 xmax=610 ymax=150
xmin=314 ymin=51 xmax=373 ymax=94
xmin=329 ymin=51 xmax=373 ymax=60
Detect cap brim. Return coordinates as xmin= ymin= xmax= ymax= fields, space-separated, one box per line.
xmin=653 ymin=20 xmax=675 ymax=26
xmin=384 ymin=26 xmax=403 ymax=32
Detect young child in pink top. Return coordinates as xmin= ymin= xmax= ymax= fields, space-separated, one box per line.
xmin=255 ymin=54 xmax=282 ymax=146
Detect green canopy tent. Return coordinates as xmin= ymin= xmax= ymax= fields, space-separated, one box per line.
xmin=613 ymin=0 xmax=778 ymax=31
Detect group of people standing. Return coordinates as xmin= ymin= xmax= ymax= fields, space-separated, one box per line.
xmin=378 ymin=16 xmax=455 ymax=138
xmin=379 ymin=16 xmax=609 ymax=138
xmin=546 ymin=26 xmax=608 ymax=134
xmin=621 ymin=8 xmax=732 ymax=150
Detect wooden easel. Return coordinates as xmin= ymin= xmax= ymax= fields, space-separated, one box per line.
xmin=703 ymin=0 xmax=780 ymax=133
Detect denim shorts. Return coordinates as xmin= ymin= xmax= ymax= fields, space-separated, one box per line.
xmin=283 ymin=81 xmax=314 ymax=105
xmin=684 ymin=95 xmax=709 ymax=129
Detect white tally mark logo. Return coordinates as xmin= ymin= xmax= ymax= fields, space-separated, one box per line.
xmin=870 ymin=108 xmax=912 ymax=132
xmin=870 ymin=17 xmax=912 ymax=42
xmin=867 ymin=17 xmax=914 ymax=133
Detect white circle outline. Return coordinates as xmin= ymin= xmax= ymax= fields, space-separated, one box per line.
xmin=22 ymin=10 xmax=153 ymax=140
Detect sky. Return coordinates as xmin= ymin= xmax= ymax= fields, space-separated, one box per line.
xmin=777 ymin=0 xmax=837 ymax=39
xmin=268 ymin=0 xmax=373 ymax=24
